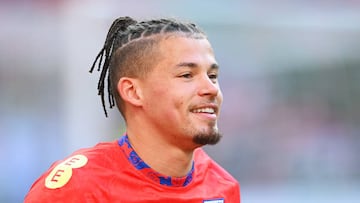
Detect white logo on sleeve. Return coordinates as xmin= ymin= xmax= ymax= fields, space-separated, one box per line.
xmin=203 ymin=198 xmax=224 ymax=203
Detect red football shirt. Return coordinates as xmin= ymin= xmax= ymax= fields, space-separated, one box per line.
xmin=25 ymin=135 xmax=240 ymax=202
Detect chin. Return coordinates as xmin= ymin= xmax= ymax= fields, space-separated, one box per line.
xmin=192 ymin=131 xmax=222 ymax=146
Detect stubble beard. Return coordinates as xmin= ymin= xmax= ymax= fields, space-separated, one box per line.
xmin=192 ymin=124 xmax=222 ymax=146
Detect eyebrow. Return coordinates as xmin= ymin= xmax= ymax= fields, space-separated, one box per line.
xmin=175 ymin=62 xmax=219 ymax=70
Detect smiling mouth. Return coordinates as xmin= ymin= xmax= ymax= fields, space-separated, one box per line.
xmin=191 ymin=107 xmax=216 ymax=114
xmin=190 ymin=103 xmax=219 ymax=116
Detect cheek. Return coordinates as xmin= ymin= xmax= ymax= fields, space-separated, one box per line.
xmin=174 ymin=96 xmax=187 ymax=113
xmin=145 ymin=84 xmax=174 ymax=110
xmin=217 ymin=90 xmax=224 ymax=104
xmin=143 ymin=79 xmax=191 ymax=115
xmin=215 ymin=90 xmax=224 ymax=115
xmin=156 ymin=90 xmax=188 ymax=118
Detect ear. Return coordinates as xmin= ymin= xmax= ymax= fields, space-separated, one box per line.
xmin=117 ymin=77 xmax=143 ymax=107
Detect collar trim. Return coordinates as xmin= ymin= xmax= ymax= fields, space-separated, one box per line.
xmin=118 ymin=135 xmax=194 ymax=187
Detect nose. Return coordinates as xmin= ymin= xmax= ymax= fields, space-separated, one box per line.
xmin=197 ymin=74 xmax=220 ymax=97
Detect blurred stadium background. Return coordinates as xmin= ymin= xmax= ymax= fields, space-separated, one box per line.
xmin=1 ymin=0 xmax=359 ymax=202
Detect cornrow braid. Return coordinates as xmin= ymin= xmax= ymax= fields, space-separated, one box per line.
xmin=89 ymin=17 xmax=137 ymax=117
xmin=90 ymin=16 xmax=205 ymax=117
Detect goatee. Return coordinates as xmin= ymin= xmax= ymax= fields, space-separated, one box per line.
xmin=192 ymin=131 xmax=222 ymax=145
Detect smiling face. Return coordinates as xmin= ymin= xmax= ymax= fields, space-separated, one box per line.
xmin=137 ymin=35 xmax=223 ymax=149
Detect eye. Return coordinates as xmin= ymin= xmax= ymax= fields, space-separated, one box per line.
xmin=208 ymin=73 xmax=218 ymax=82
xmin=180 ymin=73 xmax=193 ymax=79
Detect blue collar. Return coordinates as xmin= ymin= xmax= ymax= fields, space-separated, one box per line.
xmin=118 ymin=135 xmax=194 ymax=187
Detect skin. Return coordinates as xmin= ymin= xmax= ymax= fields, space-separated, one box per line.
xmin=117 ymin=34 xmax=223 ymax=177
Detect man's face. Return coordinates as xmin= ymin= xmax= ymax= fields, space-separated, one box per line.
xmin=139 ymin=35 xmax=223 ymax=149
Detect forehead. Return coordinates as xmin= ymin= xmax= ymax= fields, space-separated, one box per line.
xmin=155 ymin=35 xmax=215 ymax=63
xmin=158 ymin=33 xmax=212 ymax=48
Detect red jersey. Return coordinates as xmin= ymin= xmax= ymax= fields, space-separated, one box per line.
xmin=25 ymin=135 xmax=240 ymax=202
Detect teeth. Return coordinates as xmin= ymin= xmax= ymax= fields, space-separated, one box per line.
xmin=192 ymin=107 xmax=215 ymax=114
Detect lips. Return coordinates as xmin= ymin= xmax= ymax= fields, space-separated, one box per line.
xmin=190 ymin=104 xmax=218 ymax=115
xmin=192 ymin=107 xmax=215 ymax=114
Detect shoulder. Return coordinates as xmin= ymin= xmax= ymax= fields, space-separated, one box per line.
xmin=25 ymin=140 xmax=124 ymax=202
xmin=194 ymin=148 xmax=241 ymax=202
xmin=194 ymin=148 xmax=240 ymax=187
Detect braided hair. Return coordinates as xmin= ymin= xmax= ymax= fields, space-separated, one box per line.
xmin=90 ymin=16 xmax=205 ymax=117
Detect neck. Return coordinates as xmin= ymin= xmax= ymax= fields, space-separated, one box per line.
xmin=126 ymin=128 xmax=195 ymax=177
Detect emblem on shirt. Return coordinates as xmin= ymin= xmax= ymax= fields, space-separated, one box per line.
xmin=45 ymin=154 xmax=88 ymax=189
xmin=203 ymin=198 xmax=225 ymax=203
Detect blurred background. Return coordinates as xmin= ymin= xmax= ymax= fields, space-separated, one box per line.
xmin=1 ymin=0 xmax=359 ymax=202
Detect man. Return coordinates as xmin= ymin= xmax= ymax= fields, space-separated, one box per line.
xmin=25 ymin=16 xmax=240 ymax=202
